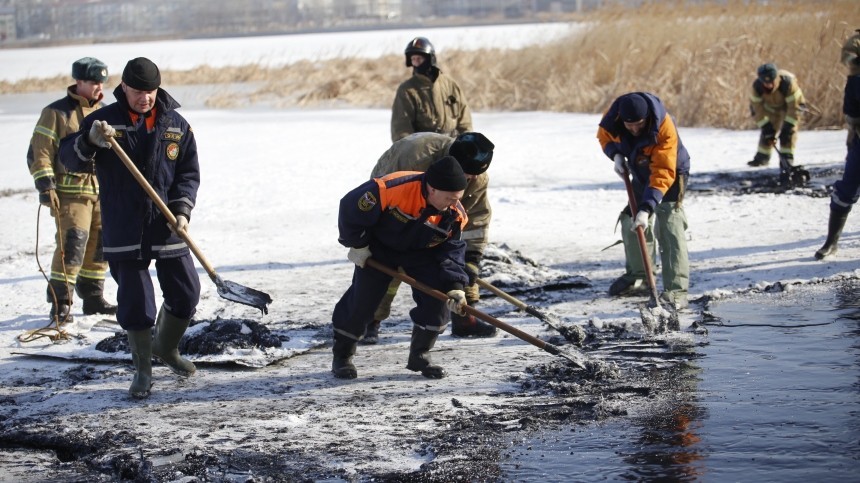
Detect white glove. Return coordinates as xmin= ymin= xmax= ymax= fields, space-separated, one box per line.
xmin=445 ymin=289 xmax=467 ymax=316
xmin=613 ymin=154 xmax=627 ymax=176
xmin=631 ymin=210 xmax=650 ymax=232
xmin=347 ymin=246 xmax=372 ymax=268
xmin=88 ymin=120 xmax=115 ymax=148
xmin=169 ymin=214 xmax=189 ymax=235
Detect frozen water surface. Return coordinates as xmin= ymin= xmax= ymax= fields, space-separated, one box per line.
xmin=501 ymin=280 xmax=860 ymax=481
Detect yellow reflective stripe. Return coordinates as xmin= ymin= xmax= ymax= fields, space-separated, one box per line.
xmin=31 ymin=168 xmax=54 ymax=180
xmin=756 ymin=117 xmax=770 ymax=127
xmin=78 ymin=269 xmax=106 ymax=280
xmin=50 ymin=272 xmax=76 ymax=283
xmin=750 ymin=94 xmax=762 ymax=102
xmin=784 ymin=115 xmax=798 ymax=125
xmin=34 ymin=125 xmax=59 ymax=144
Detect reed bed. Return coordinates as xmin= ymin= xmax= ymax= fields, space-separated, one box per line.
xmin=3 ymin=0 xmax=856 ymax=129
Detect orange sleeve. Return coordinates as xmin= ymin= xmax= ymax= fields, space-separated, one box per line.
xmin=646 ymin=113 xmax=678 ymax=195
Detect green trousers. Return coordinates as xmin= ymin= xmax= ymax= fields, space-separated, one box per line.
xmin=619 ymin=201 xmax=689 ymax=298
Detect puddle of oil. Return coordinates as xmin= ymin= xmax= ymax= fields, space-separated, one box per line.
xmin=500 ymin=280 xmax=860 ymax=481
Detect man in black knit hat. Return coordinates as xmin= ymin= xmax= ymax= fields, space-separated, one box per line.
xmin=332 ymin=156 xmax=471 ymax=380
xmin=60 ymin=57 xmax=201 ymax=400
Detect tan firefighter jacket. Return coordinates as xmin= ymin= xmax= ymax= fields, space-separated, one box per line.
xmin=390 ymin=70 xmax=473 ymax=143
xmin=749 ymin=70 xmax=805 ymax=128
xmin=27 ymin=85 xmax=103 ymax=195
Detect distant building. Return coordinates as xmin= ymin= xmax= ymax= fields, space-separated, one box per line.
xmin=0 ymin=6 xmax=15 ymax=42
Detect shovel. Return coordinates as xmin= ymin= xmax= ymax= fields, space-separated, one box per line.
xmin=107 ymin=137 xmax=272 ymax=315
xmin=365 ymin=258 xmax=588 ymax=369
xmin=475 ymin=278 xmax=585 ymax=345
xmin=621 ymin=168 xmax=678 ymax=332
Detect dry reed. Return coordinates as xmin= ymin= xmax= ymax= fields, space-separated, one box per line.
xmin=3 ymin=0 xmax=857 ymax=129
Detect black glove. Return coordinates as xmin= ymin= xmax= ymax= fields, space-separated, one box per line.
xmin=761 ymin=122 xmax=776 ymax=142
xmin=779 ymin=122 xmax=795 ymax=145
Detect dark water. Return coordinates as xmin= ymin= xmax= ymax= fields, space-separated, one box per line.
xmin=501 ymin=281 xmax=860 ymax=482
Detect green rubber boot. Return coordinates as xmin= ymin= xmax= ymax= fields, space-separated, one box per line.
xmin=127 ymin=329 xmax=153 ymax=399
xmin=152 ymin=308 xmax=196 ymax=377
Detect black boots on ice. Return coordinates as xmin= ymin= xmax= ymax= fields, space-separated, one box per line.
xmin=332 ymin=336 xmax=358 ymax=379
xmin=406 ymin=327 xmax=446 ymax=379
xmin=815 ymin=209 xmax=849 ymax=260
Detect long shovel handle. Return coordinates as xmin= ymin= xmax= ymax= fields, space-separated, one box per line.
xmin=107 ymin=136 xmax=219 ymax=284
xmin=365 ymin=259 xmax=585 ymax=367
xmin=621 ymin=169 xmax=661 ymax=304
xmin=476 ymin=278 xmax=557 ymax=325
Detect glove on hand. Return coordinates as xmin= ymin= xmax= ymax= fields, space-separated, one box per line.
xmin=39 ymin=189 xmax=60 ymax=211
xmin=446 ymin=289 xmax=467 ymax=316
xmin=169 ymin=214 xmax=189 ymax=235
xmin=464 ymin=262 xmax=480 ymax=285
xmin=613 ymin=154 xmax=627 ymax=176
xmin=761 ymin=122 xmax=776 ymax=143
xmin=88 ymin=120 xmax=115 ymax=148
xmin=347 ymin=246 xmax=372 ymax=268
xmin=631 ymin=210 xmax=650 ymax=232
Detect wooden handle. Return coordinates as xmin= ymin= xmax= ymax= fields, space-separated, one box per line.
xmin=107 ymin=136 xmax=218 ymax=282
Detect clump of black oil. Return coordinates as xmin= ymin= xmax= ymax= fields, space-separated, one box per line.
xmin=95 ymin=317 xmax=286 ymax=356
xmin=499 ymin=278 xmax=860 ymax=481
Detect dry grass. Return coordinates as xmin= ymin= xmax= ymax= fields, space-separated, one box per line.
xmin=4 ymin=0 xmax=857 ymax=129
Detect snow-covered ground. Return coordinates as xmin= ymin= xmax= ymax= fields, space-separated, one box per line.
xmin=0 ymin=23 xmax=857 ymax=481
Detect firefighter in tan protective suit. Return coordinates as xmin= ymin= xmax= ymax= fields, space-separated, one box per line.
xmin=747 ymin=62 xmax=809 ymax=186
xmin=391 ymin=37 xmax=473 ymax=143
xmin=27 ymin=57 xmax=117 ymax=324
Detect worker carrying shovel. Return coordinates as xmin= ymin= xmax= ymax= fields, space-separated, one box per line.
xmin=332 ymin=157 xmax=471 ymax=380
xmin=60 ymin=57 xmax=202 ymax=399
xmin=597 ymin=92 xmax=691 ymax=312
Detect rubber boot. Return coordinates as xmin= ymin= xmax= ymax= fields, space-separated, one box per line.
xmin=49 ymin=301 xmax=74 ymax=325
xmin=152 ymin=308 xmax=196 ymax=377
xmin=332 ymin=336 xmax=358 ymax=379
xmin=77 ymin=279 xmax=117 ymax=315
xmin=406 ymin=327 xmax=446 ymax=379
xmin=815 ymin=209 xmax=849 ymax=260
xmin=451 ymin=311 xmax=496 ymax=337
xmin=47 ymin=280 xmax=74 ymax=325
xmin=747 ymin=152 xmax=770 ymax=167
xmin=360 ymin=320 xmax=381 ymax=345
xmin=127 ymin=329 xmax=153 ymax=399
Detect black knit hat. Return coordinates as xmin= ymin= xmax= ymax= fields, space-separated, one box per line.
xmin=425 ymin=156 xmax=467 ymax=192
xmin=619 ymin=94 xmax=649 ymax=122
xmin=122 ymin=57 xmax=161 ymax=91
xmin=448 ymin=132 xmax=494 ymax=175
xmin=72 ymin=57 xmax=108 ymax=83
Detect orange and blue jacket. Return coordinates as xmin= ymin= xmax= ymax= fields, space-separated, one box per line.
xmin=597 ymin=91 xmax=690 ymax=212
xmin=338 ymin=171 xmax=470 ymax=290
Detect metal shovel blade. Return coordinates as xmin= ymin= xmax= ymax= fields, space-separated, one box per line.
xmin=215 ymin=278 xmax=273 ymax=315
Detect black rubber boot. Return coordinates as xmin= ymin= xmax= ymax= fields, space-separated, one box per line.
xmin=778 ymin=153 xmax=795 ymax=187
xmin=451 ymin=312 xmax=496 ymax=337
xmin=359 ymin=320 xmax=381 ymax=345
xmin=332 ymin=336 xmax=358 ymax=379
xmin=77 ymin=279 xmax=117 ymax=315
xmin=747 ymin=152 xmax=770 ymax=167
xmin=152 ymin=307 xmax=196 ymax=377
xmin=127 ymin=329 xmax=153 ymax=399
xmin=49 ymin=301 xmax=73 ymax=325
xmin=406 ymin=327 xmax=446 ymax=379
xmin=815 ymin=209 xmax=850 ymax=260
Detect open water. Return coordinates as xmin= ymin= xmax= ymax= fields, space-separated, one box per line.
xmin=501 ymin=280 xmax=860 ymax=482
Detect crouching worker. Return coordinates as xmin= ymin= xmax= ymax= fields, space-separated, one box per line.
xmin=332 ymin=156 xmax=471 ymax=380
xmin=59 ymin=57 xmax=201 ymax=399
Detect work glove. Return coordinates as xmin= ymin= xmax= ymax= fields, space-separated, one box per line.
xmin=778 ymin=122 xmax=795 ymax=145
xmin=446 ymin=289 xmax=467 ymax=316
xmin=39 ymin=189 xmax=60 ymax=211
xmin=464 ymin=262 xmax=480 ymax=285
xmin=631 ymin=209 xmax=651 ymax=232
xmin=88 ymin=120 xmax=115 ymax=148
xmin=613 ymin=154 xmax=627 ymax=177
xmin=761 ymin=121 xmax=776 ymax=144
xmin=347 ymin=246 xmax=372 ymax=268
xmin=168 ymin=214 xmax=189 ymax=235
